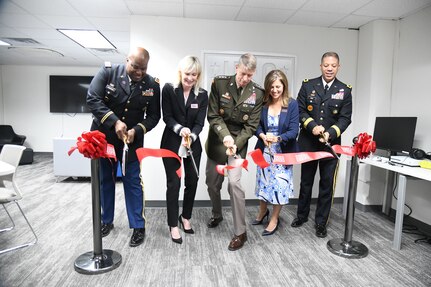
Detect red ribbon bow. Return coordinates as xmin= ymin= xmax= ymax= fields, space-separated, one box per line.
xmin=354 ymin=132 xmax=376 ymax=159
xmin=68 ymin=131 xmax=116 ymax=160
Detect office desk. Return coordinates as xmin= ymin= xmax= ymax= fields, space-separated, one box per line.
xmin=360 ymin=157 xmax=431 ymax=250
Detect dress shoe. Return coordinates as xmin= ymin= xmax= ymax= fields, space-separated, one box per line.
xmin=169 ymin=227 xmax=183 ymax=244
xmin=101 ymin=223 xmax=114 ymax=237
xmin=207 ymin=217 xmax=223 ymax=228
xmin=291 ymin=217 xmax=308 ymax=228
xmin=251 ymin=209 xmax=270 ymax=225
xmin=129 ymin=228 xmax=145 ymax=247
xmin=179 ymin=215 xmax=194 ymax=234
xmin=262 ymin=220 xmax=279 ymax=236
xmin=228 ymin=233 xmax=247 ymax=251
xmin=315 ymin=224 xmax=327 ymax=238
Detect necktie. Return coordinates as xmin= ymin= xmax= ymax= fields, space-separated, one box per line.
xmin=237 ymin=87 xmax=243 ymax=95
xmin=324 ymin=84 xmax=329 ymax=95
xmin=130 ymin=81 xmax=137 ymax=93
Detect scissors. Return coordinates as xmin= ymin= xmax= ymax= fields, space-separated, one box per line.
xmin=122 ymin=135 xmax=129 ymax=176
xmin=185 ymin=135 xmax=199 ymax=178
xmin=320 ymin=132 xmax=340 ymax=160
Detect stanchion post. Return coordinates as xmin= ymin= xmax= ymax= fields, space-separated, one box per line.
xmin=74 ymin=158 xmax=122 ymax=274
xmin=327 ymin=138 xmax=369 ymax=259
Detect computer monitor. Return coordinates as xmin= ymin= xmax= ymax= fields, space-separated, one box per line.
xmin=372 ymin=117 xmax=417 ymax=154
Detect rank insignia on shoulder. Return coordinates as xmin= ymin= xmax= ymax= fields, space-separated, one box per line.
xmin=154 ymin=77 xmax=160 ymax=84
xmin=303 ymin=79 xmax=309 ymax=83
xmin=347 ymin=84 xmax=352 ymax=89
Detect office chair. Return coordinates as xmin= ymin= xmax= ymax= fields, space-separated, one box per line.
xmin=0 ymin=144 xmax=38 ymax=255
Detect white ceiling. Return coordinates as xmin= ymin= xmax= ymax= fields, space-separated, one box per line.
xmin=0 ymin=0 xmax=430 ymax=67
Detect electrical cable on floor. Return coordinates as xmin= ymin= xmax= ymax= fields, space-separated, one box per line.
xmin=389 ymin=177 xmax=431 ymax=245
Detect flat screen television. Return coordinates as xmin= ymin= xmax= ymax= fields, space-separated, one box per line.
xmin=49 ymin=75 xmax=93 ymax=113
xmin=372 ymin=117 xmax=417 ymax=154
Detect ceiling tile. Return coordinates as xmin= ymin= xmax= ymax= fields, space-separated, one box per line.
xmin=286 ymin=11 xmax=346 ymax=27
xmin=0 ymin=27 xmax=28 ymax=38
xmin=332 ymin=15 xmax=378 ymax=29
xmin=11 ymin=0 xmax=80 ymax=16
xmin=127 ymin=1 xmax=183 ymax=17
xmin=354 ymin=0 xmax=431 ymax=18
xmin=0 ymin=0 xmax=29 ymax=14
xmin=301 ymin=0 xmax=371 ymax=14
xmin=0 ymin=13 xmax=51 ymax=29
xmin=244 ymin=0 xmax=307 ymax=10
xmin=13 ymin=28 xmax=65 ymax=40
xmin=237 ymin=7 xmax=295 ymax=23
xmin=68 ymin=0 xmax=131 ymax=17
xmin=89 ymin=17 xmax=131 ymax=32
xmin=185 ymin=4 xmax=239 ymax=20
xmin=185 ymin=0 xmax=243 ymax=6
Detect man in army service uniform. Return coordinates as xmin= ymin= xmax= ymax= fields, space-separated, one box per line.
xmin=87 ymin=46 xmax=161 ymax=247
xmin=205 ymin=53 xmax=264 ymax=251
xmin=291 ymin=51 xmax=352 ymax=238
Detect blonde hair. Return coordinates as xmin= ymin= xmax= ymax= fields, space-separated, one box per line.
xmin=174 ymin=55 xmax=202 ymax=97
xmin=263 ymin=69 xmax=290 ymax=107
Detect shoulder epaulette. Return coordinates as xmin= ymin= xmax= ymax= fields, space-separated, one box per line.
xmin=347 ymin=84 xmax=352 ymax=89
xmin=303 ymin=79 xmax=309 ymax=83
xmin=154 ymin=77 xmax=160 ymax=84
xmin=253 ymin=82 xmax=264 ymax=91
xmin=104 ymin=61 xmax=112 ymax=68
xmin=215 ymin=75 xmax=230 ymax=80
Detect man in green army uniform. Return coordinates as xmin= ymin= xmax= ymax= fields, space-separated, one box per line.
xmin=205 ymin=53 xmax=264 ymax=251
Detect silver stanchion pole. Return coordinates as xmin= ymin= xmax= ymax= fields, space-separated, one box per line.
xmin=74 ymin=158 xmax=122 ymax=274
xmin=327 ymin=139 xmax=368 ymax=259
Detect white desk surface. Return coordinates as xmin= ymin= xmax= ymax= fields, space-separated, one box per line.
xmin=361 ymin=156 xmax=431 ymax=181
xmin=0 ymin=161 xmax=15 ymax=176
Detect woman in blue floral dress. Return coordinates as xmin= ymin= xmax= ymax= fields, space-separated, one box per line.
xmin=253 ymin=70 xmax=299 ymax=236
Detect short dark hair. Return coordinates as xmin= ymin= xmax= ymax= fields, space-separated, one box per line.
xmin=321 ymin=51 xmax=339 ymax=63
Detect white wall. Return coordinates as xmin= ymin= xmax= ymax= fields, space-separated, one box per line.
xmin=0 ymin=68 xmax=3 ymax=124
xmin=0 ymin=65 xmax=99 ymax=151
xmin=130 ymin=16 xmax=358 ymax=202
xmin=356 ymin=6 xmax=431 ymax=225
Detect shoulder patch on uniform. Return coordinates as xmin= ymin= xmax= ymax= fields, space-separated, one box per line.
xmin=154 ymin=77 xmax=160 ymax=84
xmin=347 ymin=84 xmax=352 ymax=89
xmin=303 ymin=79 xmax=309 ymax=83
xmin=104 ymin=61 xmax=112 ymax=68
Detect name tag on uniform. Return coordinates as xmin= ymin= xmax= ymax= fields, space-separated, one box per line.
xmin=191 ymin=104 xmax=198 ymax=109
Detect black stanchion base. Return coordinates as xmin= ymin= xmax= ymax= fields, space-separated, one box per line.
xmin=74 ymin=249 xmax=122 ymax=275
xmin=327 ymin=238 xmax=368 ymax=259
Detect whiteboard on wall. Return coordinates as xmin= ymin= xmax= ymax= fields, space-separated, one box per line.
xmin=202 ymin=51 xmax=296 ymax=97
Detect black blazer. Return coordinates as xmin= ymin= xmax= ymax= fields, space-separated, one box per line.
xmin=255 ymin=98 xmax=299 ymax=153
xmin=160 ymin=83 xmax=208 ymax=154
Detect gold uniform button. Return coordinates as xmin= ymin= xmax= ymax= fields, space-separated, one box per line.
xmin=322 ymin=103 xmax=325 ymax=106
xmin=219 ymin=108 xmax=224 ymax=115
xmin=125 ymin=108 xmax=128 ymax=112
xmin=127 ymin=100 xmax=130 ymax=104
xmin=321 ymin=110 xmax=324 ymax=113
xmin=122 ymin=117 xmax=125 ymax=120
xmin=320 ymin=117 xmax=323 ymax=121
xmin=243 ymin=114 xmax=249 ymax=121
xmin=307 ymin=105 xmax=313 ymax=111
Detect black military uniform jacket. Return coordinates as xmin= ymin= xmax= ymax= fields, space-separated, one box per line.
xmin=87 ymin=63 xmax=161 ymax=162
xmin=297 ymin=76 xmax=352 ymax=151
xmin=206 ymin=75 xmax=264 ymax=164
xmin=160 ymin=83 xmax=208 ymax=155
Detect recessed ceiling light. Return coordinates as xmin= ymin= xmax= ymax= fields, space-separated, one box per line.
xmin=57 ymin=29 xmax=116 ymax=49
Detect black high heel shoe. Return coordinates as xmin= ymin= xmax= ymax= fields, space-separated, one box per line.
xmin=169 ymin=227 xmax=182 ymax=244
xmin=179 ymin=215 xmax=195 ymax=234
xmin=251 ymin=209 xmax=270 ymax=225
xmin=262 ymin=220 xmax=279 ymax=236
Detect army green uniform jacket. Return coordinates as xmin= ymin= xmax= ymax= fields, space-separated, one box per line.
xmin=205 ymin=75 xmax=264 ymax=164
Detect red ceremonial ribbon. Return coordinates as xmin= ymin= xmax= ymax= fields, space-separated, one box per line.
xmin=136 ymin=148 xmax=182 ymax=177
xmin=248 ymin=133 xmax=376 ymax=168
xmin=68 ymin=131 xmax=116 ymax=160
xmin=216 ymin=158 xmax=249 ymax=175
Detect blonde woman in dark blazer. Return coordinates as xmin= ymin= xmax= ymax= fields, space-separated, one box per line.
xmin=160 ymin=56 xmax=208 ymax=244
